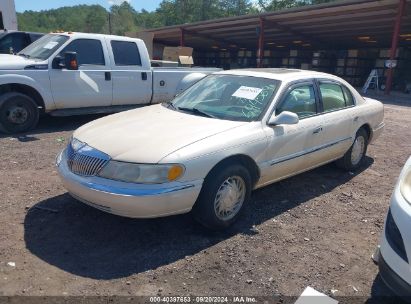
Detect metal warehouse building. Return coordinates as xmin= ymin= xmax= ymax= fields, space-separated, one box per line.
xmin=0 ymin=0 xmax=18 ymax=31
xmin=138 ymin=0 xmax=411 ymax=95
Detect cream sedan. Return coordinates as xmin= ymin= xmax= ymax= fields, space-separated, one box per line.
xmin=56 ymin=69 xmax=384 ymax=230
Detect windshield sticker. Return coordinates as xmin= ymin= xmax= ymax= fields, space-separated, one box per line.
xmin=232 ymin=86 xmax=263 ymax=100
xmin=43 ymin=41 xmax=58 ymax=49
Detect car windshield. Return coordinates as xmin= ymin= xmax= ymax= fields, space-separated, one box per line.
xmin=169 ymin=75 xmax=280 ymax=122
xmin=18 ymin=34 xmax=69 ymax=60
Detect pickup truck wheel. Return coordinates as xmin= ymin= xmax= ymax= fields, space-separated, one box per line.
xmin=336 ymin=128 xmax=368 ymax=171
xmin=0 ymin=93 xmax=39 ymax=134
xmin=193 ymin=164 xmax=251 ymax=230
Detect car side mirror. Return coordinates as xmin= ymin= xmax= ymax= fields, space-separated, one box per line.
xmin=52 ymin=55 xmax=63 ymax=69
xmin=268 ymin=111 xmax=299 ymax=126
xmin=64 ymin=52 xmax=78 ymax=70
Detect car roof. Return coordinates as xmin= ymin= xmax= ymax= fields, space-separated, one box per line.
xmin=49 ymin=32 xmax=142 ymax=42
xmin=215 ymin=68 xmax=341 ymax=82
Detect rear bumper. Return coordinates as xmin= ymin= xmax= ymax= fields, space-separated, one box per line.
xmin=57 ymin=149 xmax=203 ymax=218
xmin=370 ymin=122 xmax=384 ymax=143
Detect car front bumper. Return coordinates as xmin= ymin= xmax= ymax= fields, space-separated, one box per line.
xmin=379 ymin=163 xmax=411 ymax=296
xmin=56 ymin=149 xmax=203 ymax=218
xmin=378 ymin=248 xmax=411 ymax=298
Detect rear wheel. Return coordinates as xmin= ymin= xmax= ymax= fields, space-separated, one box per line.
xmin=192 ymin=164 xmax=251 ymax=230
xmin=336 ymin=128 xmax=368 ymax=171
xmin=0 ymin=93 xmax=39 ymax=134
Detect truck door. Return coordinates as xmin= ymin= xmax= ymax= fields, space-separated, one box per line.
xmin=108 ymin=39 xmax=152 ymax=105
xmin=49 ymin=38 xmax=112 ymax=109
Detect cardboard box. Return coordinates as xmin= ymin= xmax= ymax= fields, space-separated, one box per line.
xmin=300 ymin=63 xmax=311 ymax=70
xmin=288 ymin=58 xmax=301 ymax=66
xmin=179 ymin=56 xmax=194 ymax=65
xmin=238 ymin=50 xmax=246 ymax=57
xmin=312 ymin=58 xmax=330 ymax=66
xmin=163 ymin=46 xmax=193 ymax=62
xmin=335 ymin=67 xmax=345 ymax=75
xmin=313 ymin=51 xmax=326 ymax=58
xmin=290 ymin=49 xmax=310 ymax=57
xmin=264 ymin=50 xmax=272 ymax=57
xmin=379 ymin=48 xmax=400 ymax=58
xmin=337 ymin=59 xmax=346 ymax=67
xmin=348 ymin=49 xmax=369 ymax=58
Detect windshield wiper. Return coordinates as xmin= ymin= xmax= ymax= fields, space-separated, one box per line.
xmin=163 ymin=101 xmax=177 ymax=110
xmin=177 ymin=106 xmax=215 ymax=118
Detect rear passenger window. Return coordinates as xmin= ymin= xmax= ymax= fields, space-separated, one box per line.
xmin=60 ymin=39 xmax=105 ymax=65
xmin=341 ymin=85 xmax=355 ymax=106
xmin=111 ymin=41 xmax=141 ymax=66
xmin=319 ymin=82 xmax=346 ymax=112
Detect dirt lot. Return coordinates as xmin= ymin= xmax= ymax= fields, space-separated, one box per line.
xmin=0 ymin=100 xmax=410 ymax=303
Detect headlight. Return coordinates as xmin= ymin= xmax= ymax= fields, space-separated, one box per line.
xmin=71 ymin=137 xmax=85 ymax=151
xmin=55 ymin=149 xmax=64 ymax=166
xmin=98 ymin=161 xmax=185 ymax=184
xmin=400 ymin=165 xmax=411 ymax=204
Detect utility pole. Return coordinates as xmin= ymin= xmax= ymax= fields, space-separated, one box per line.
xmin=108 ymin=12 xmax=112 ymax=34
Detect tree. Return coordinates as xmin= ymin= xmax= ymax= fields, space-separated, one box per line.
xmin=17 ymin=0 xmax=337 ymax=35
xmin=109 ymin=2 xmax=139 ymax=35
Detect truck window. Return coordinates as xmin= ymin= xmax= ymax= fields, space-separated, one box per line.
xmin=0 ymin=34 xmax=12 ymax=53
xmin=10 ymin=33 xmax=29 ymax=53
xmin=111 ymin=40 xmax=141 ymax=66
xmin=28 ymin=33 xmax=43 ymax=43
xmin=60 ymin=39 xmax=105 ymax=66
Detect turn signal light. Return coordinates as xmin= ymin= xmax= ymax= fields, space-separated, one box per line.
xmin=168 ymin=165 xmax=184 ymax=181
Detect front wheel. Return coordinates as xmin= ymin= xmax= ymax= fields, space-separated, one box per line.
xmin=0 ymin=93 xmax=39 ymax=134
xmin=336 ymin=128 xmax=368 ymax=171
xmin=192 ymin=164 xmax=252 ymax=230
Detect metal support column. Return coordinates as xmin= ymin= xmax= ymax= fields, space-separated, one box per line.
xmin=258 ymin=17 xmax=265 ymax=68
xmin=180 ymin=27 xmax=185 ymax=47
xmin=385 ymin=0 xmax=406 ymax=95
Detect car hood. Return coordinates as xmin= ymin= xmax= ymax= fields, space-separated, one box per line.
xmin=74 ymin=104 xmax=247 ymax=163
xmin=0 ymin=54 xmax=40 ymax=70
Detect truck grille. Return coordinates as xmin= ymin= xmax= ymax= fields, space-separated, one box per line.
xmin=66 ymin=140 xmax=110 ymax=176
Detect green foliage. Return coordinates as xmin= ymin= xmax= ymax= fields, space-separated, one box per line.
xmin=17 ymin=0 xmax=337 ymax=35
xmin=18 ymin=5 xmax=109 ymax=33
xmin=258 ymin=0 xmax=336 ymax=11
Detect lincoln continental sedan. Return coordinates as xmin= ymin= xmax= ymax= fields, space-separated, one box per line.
xmin=56 ymin=69 xmax=384 ymax=230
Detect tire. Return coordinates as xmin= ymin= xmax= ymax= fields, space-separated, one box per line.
xmin=336 ymin=128 xmax=369 ymax=171
xmin=192 ymin=163 xmax=252 ymax=230
xmin=0 ymin=93 xmax=39 ymax=134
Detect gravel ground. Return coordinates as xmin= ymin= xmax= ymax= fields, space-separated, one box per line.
xmin=0 ymin=101 xmax=410 ymax=303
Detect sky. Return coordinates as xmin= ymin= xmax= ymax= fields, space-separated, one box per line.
xmin=14 ymin=0 xmax=163 ymax=13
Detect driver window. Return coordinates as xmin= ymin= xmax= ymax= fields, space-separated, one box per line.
xmin=59 ymin=39 xmax=105 ymax=66
xmin=276 ymin=85 xmax=316 ymax=118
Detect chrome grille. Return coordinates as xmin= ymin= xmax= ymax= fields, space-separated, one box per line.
xmin=66 ymin=141 xmax=110 ymax=176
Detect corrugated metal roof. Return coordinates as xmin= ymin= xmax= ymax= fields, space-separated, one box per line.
xmin=139 ymin=0 xmax=411 ymax=49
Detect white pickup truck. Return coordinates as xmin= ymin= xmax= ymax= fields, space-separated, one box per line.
xmin=0 ymin=32 xmax=219 ymax=133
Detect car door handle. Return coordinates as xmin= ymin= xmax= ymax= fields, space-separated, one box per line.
xmin=313 ymin=127 xmax=323 ymax=134
xmin=141 ymin=72 xmax=147 ymax=81
xmin=105 ymin=72 xmax=111 ymax=81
